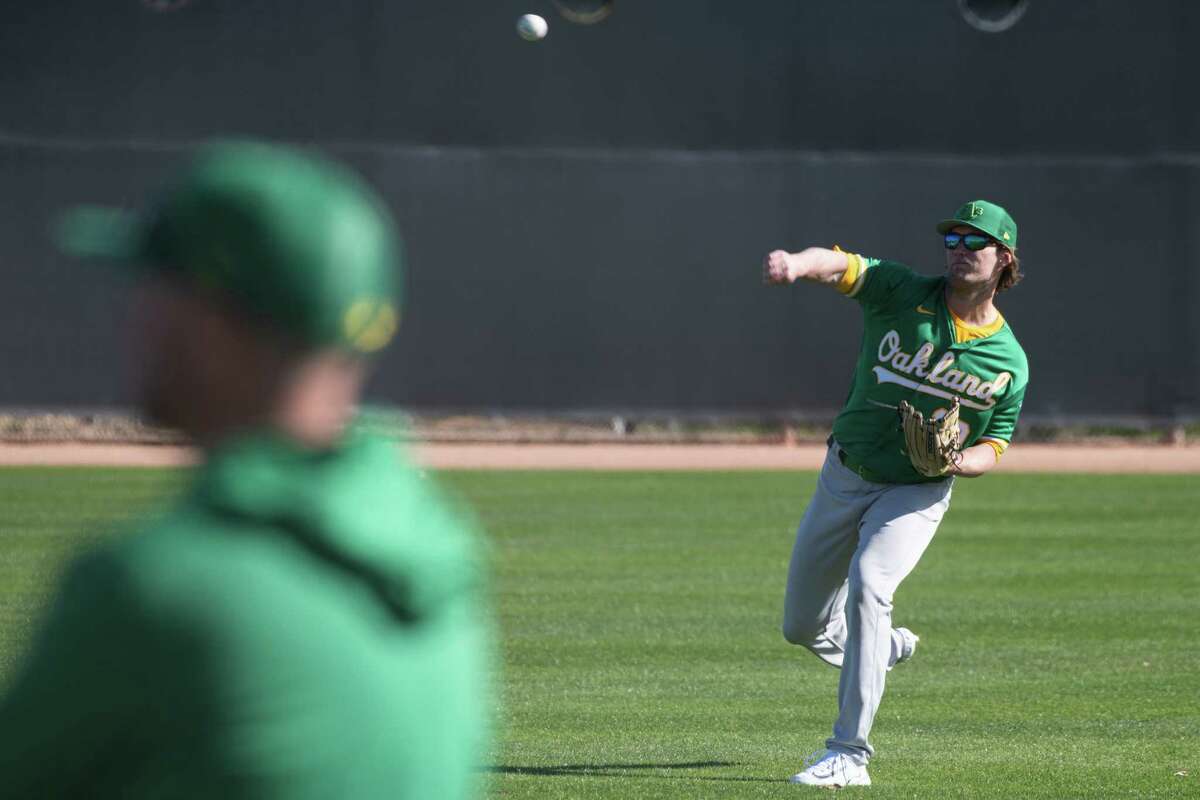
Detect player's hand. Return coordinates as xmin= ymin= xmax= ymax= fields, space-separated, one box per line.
xmin=763 ymin=250 xmax=798 ymax=284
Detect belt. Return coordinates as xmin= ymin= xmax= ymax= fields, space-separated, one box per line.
xmin=828 ymin=436 xmax=890 ymax=484
xmin=830 ymin=438 xmax=947 ymax=486
xmin=836 ymin=448 xmax=889 ymax=484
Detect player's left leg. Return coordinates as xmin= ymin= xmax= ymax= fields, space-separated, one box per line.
xmin=826 ymin=479 xmax=953 ymax=764
xmin=782 ymin=445 xmax=877 ymax=666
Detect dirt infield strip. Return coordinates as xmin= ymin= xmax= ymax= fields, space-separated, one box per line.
xmin=1 ymin=443 xmax=1199 ymax=473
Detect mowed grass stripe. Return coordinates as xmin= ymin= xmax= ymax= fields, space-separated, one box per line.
xmin=0 ymin=468 xmax=1196 ymax=798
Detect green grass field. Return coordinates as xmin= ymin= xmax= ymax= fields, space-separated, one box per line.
xmin=1 ymin=467 xmax=1197 ymax=798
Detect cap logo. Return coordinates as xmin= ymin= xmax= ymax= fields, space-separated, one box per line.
xmin=343 ymin=299 xmax=399 ymax=353
xmin=967 ymin=203 xmax=984 ymax=219
xmin=1002 ymin=231 xmax=1011 ymax=241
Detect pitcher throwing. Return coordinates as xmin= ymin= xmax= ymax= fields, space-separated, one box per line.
xmin=763 ymin=200 xmax=1029 ymax=787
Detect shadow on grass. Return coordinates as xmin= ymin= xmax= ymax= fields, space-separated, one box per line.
xmin=489 ymin=761 xmax=786 ymax=783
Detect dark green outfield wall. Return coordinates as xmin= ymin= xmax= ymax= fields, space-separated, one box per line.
xmin=2 ymin=1 xmax=1197 ymax=421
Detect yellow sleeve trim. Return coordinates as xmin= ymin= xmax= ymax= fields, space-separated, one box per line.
xmin=979 ymin=438 xmax=1008 ymax=460
xmin=950 ymin=307 xmax=1006 ymax=343
xmin=832 ymin=246 xmax=866 ymax=296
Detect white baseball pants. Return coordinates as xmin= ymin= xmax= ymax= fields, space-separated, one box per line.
xmin=782 ymin=443 xmax=953 ymax=763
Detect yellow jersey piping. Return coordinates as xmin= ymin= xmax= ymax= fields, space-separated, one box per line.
xmin=832 ymin=246 xmax=868 ymax=297
xmin=977 ymin=437 xmax=1009 ymax=461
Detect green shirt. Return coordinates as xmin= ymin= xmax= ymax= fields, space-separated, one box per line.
xmin=831 ymin=256 xmax=1030 ymax=484
xmin=0 ymin=430 xmax=492 ymax=799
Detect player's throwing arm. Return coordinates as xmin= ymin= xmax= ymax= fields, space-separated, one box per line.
xmin=763 ymin=247 xmax=851 ymax=287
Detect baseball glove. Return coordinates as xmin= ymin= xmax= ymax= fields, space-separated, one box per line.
xmin=898 ymin=398 xmax=962 ymax=477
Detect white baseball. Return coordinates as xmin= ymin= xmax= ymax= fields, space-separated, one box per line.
xmin=516 ymin=13 xmax=548 ymax=41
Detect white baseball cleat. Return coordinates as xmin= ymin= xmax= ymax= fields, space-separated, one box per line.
xmin=890 ymin=626 xmax=920 ymax=670
xmin=789 ymin=749 xmax=871 ymax=787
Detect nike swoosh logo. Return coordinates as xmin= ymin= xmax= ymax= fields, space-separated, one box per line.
xmin=916 ymin=305 xmax=936 ymax=315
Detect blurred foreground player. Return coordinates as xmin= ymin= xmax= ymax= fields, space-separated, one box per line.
xmin=0 ymin=142 xmax=492 ymax=798
xmin=763 ymin=201 xmax=1029 ymax=787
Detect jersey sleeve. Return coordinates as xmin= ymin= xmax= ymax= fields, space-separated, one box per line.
xmin=979 ymin=381 xmax=1027 ymax=447
xmin=833 ymin=250 xmax=929 ymax=311
xmin=833 ymin=248 xmax=874 ymax=296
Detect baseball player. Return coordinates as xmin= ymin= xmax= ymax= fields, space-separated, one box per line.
xmin=0 ymin=142 xmax=492 ymax=798
xmin=762 ymin=200 xmax=1029 ymax=787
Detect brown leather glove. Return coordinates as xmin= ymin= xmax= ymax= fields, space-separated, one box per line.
xmin=898 ymin=397 xmax=962 ymax=477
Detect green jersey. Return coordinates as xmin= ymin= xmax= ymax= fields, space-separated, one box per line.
xmin=830 ymin=254 xmax=1030 ymax=484
xmin=0 ymin=430 xmax=492 ymax=799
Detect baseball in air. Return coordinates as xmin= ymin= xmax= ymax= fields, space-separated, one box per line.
xmin=516 ymin=13 xmax=548 ymax=41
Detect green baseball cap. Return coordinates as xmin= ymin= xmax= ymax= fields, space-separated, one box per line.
xmin=936 ymin=199 xmax=1017 ymax=250
xmin=56 ymin=141 xmax=402 ymax=354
